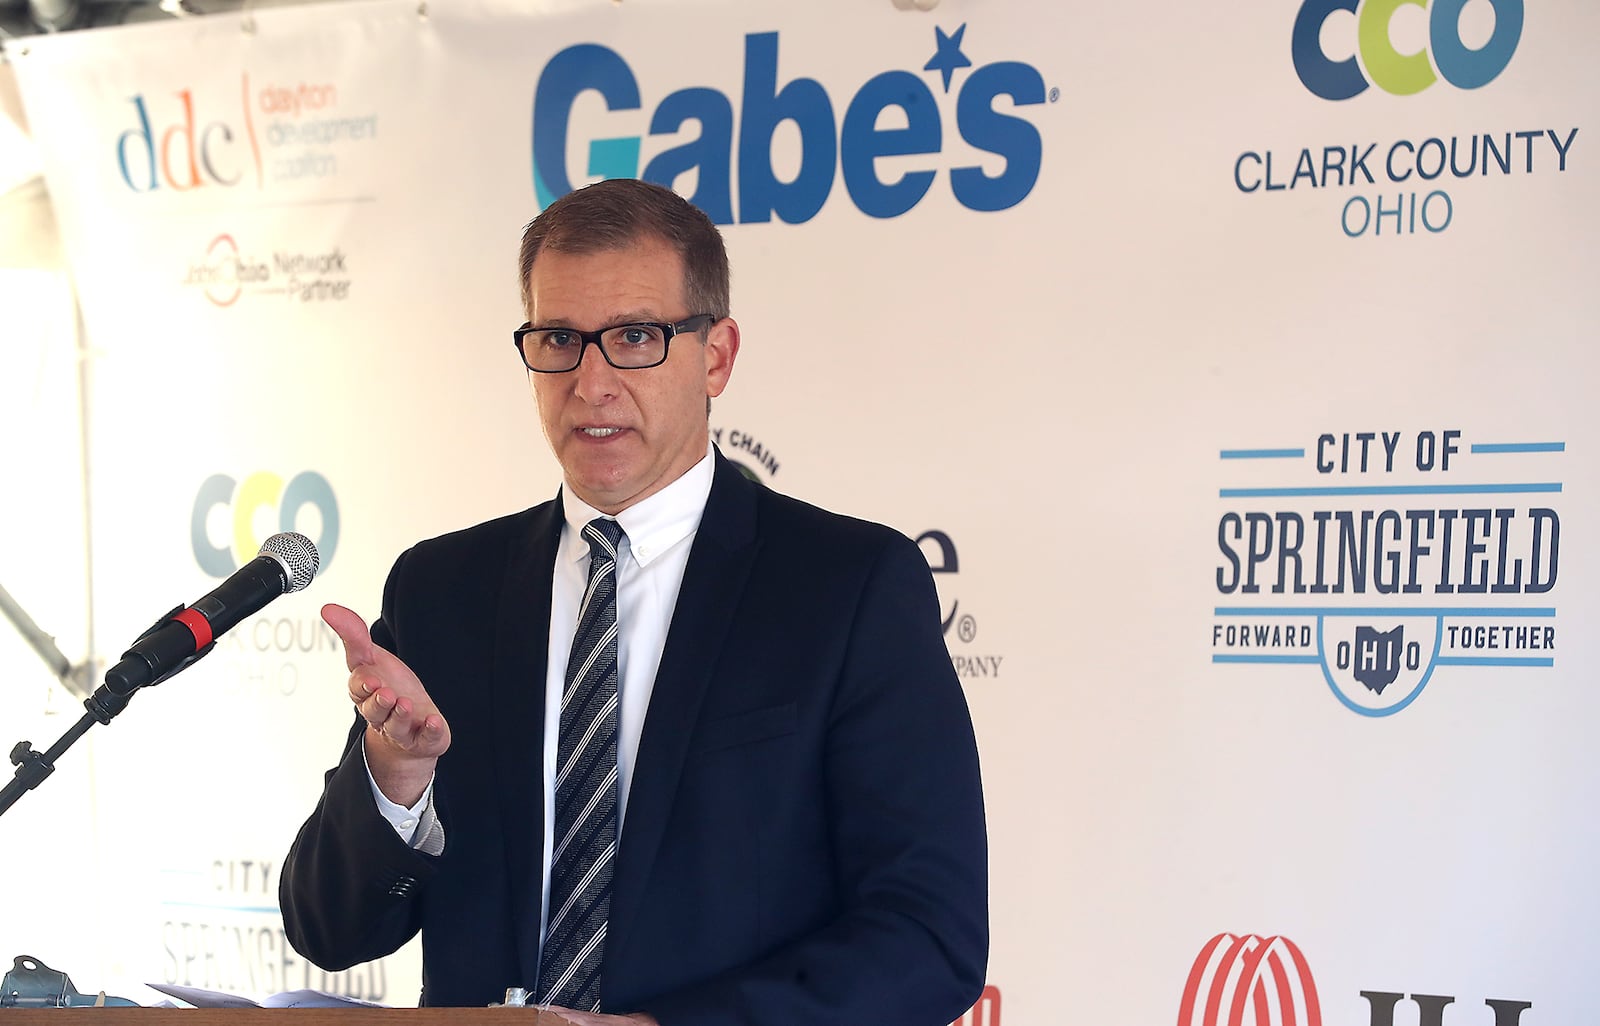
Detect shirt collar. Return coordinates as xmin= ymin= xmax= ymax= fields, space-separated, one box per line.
xmin=560 ymin=440 xmax=715 ymax=568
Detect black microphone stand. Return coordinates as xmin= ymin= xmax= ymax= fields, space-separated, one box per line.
xmin=0 ymin=579 xmax=95 ymax=700
xmin=0 ymin=604 xmax=215 ymax=819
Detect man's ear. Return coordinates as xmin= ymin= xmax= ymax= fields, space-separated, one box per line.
xmin=704 ymin=317 xmax=740 ymax=398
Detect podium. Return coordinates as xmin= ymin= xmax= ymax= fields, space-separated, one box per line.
xmin=4 ymin=1012 xmax=580 ymax=1025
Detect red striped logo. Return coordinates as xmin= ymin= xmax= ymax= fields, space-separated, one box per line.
xmin=1178 ymin=933 xmax=1322 ymax=1026
xmin=951 ymin=985 xmax=1001 ymax=1026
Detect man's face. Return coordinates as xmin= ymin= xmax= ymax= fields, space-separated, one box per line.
xmin=526 ymin=236 xmax=738 ymax=515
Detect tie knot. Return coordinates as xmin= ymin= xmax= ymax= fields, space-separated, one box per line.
xmin=582 ymin=517 xmax=625 ymax=558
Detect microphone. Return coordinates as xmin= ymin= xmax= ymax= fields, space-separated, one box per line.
xmin=103 ymin=531 xmax=320 ymax=693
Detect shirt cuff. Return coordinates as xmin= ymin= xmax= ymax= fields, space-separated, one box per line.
xmin=361 ymin=735 xmax=444 ymax=855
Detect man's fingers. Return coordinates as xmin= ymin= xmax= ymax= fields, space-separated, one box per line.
xmin=418 ymin=714 xmax=451 ymax=753
xmin=392 ymin=710 xmax=449 ymax=753
xmin=325 ymin=601 xmax=450 ymax=761
xmin=348 ymin=668 xmax=378 ymax=704
xmin=361 ymin=690 xmax=450 ymax=756
xmin=355 ymin=686 xmax=395 ymax=728
xmin=322 ymin=603 xmax=376 ymax=671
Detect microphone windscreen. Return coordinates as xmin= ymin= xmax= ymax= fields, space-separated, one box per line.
xmin=261 ymin=532 xmax=320 ymax=592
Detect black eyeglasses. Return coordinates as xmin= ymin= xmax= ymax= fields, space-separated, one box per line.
xmin=512 ymin=314 xmax=716 ymax=373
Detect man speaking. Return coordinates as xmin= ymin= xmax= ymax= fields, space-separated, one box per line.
xmin=280 ymin=179 xmax=988 ymax=1025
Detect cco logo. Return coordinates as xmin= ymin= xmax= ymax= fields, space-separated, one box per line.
xmin=532 ymin=27 xmax=1049 ymax=223
xmin=1292 ymin=0 xmax=1524 ymax=100
xmin=191 ymin=471 xmax=338 ymax=578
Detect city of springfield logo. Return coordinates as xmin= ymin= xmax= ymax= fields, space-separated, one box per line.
xmin=1211 ymin=429 xmax=1562 ymax=717
xmin=1234 ymin=1 xmax=1580 ymax=239
xmin=160 ymin=856 xmax=386 ymax=999
xmin=531 ymin=23 xmax=1056 ymax=223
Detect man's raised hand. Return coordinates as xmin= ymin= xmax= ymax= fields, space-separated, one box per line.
xmin=323 ymin=602 xmax=451 ymax=806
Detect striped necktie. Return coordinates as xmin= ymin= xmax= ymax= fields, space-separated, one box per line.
xmin=538 ymin=516 xmax=625 ymax=1011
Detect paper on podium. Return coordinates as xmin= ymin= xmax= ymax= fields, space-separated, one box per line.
xmin=143 ymin=984 xmax=589 ymax=1021
xmin=146 ymin=983 xmax=387 ymax=1008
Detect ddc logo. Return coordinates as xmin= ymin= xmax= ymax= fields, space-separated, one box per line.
xmin=1292 ymin=0 xmax=1524 ymax=101
xmin=532 ymin=28 xmax=1048 ymax=223
xmin=190 ymin=471 xmax=338 ymax=578
xmin=117 ymin=89 xmax=261 ymax=192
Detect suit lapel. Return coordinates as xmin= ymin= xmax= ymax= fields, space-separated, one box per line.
xmin=490 ymin=495 xmax=564 ymax=987
xmin=607 ymin=453 xmax=762 ymax=969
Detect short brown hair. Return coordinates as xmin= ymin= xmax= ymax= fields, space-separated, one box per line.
xmin=518 ymin=179 xmax=730 ymax=320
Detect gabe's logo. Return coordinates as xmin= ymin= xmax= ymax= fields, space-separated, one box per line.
xmin=1292 ymin=0 xmax=1524 ymax=100
xmin=531 ymin=25 xmax=1050 ymax=223
xmin=1179 ymin=933 xmax=1321 ymax=1026
xmin=191 ymin=471 xmax=338 ymax=578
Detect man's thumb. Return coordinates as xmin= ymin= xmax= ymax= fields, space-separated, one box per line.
xmin=321 ymin=603 xmax=376 ymax=671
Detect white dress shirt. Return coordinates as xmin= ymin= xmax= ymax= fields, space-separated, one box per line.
xmin=546 ymin=442 xmax=714 ymax=833
xmin=369 ymin=443 xmax=716 ymax=924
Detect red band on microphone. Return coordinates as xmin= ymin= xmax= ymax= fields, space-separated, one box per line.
xmin=173 ymin=607 xmax=214 ymax=649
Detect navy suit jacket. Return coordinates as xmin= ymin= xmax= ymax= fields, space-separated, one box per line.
xmin=280 ymin=452 xmax=988 ymax=1024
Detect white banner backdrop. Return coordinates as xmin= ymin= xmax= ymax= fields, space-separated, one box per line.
xmin=3 ymin=0 xmax=1596 ymax=1021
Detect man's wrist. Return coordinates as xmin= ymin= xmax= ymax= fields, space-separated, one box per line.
xmin=362 ymin=732 xmax=438 ymax=833
xmin=364 ymin=728 xmax=439 ymax=806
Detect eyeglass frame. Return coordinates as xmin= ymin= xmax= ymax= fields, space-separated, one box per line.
xmin=512 ymin=314 xmax=718 ymax=373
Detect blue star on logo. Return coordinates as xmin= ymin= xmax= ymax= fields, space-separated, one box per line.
xmin=923 ymin=23 xmax=973 ymax=94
